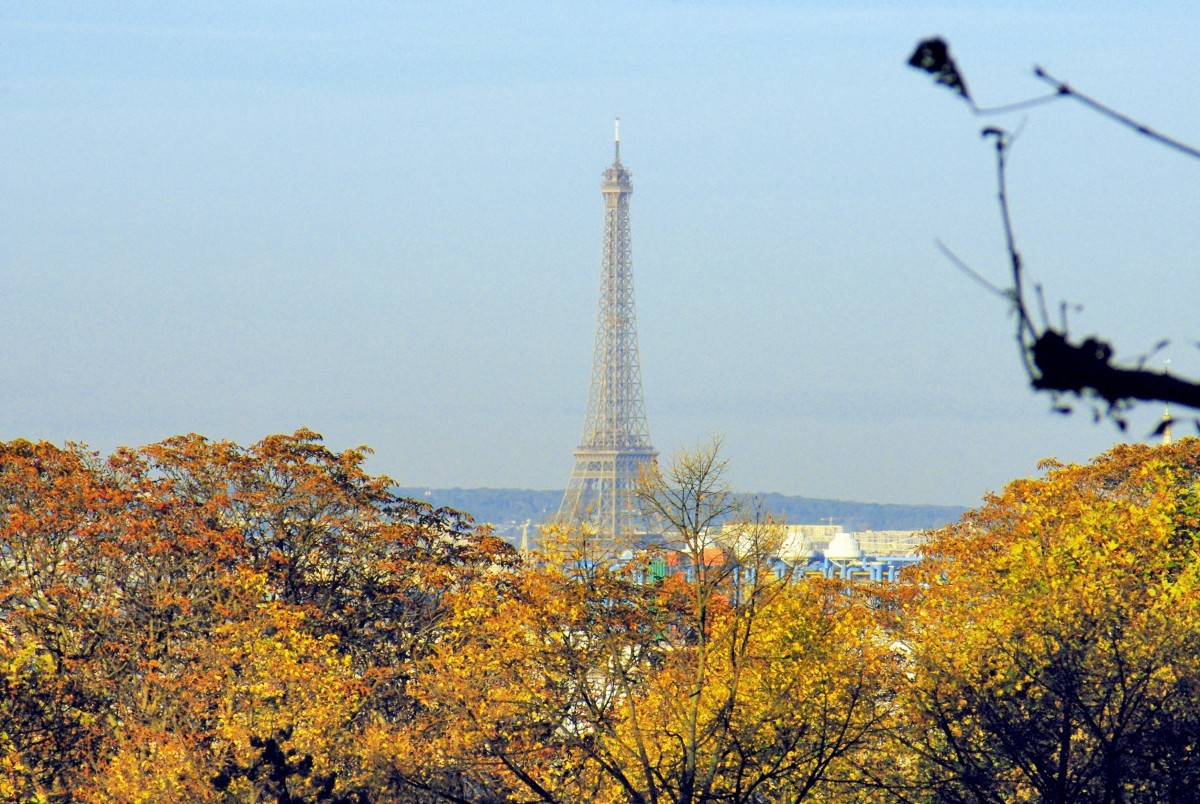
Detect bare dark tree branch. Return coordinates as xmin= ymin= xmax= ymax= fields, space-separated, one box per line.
xmin=909 ymin=37 xmax=1200 ymax=159
xmin=909 ymin=37 xmax=1200 ymax=425
xmin=934 ymin=240 xmax=1009 ymax=300
xmin=1033 ymin=67 xmax=1200 ymax=161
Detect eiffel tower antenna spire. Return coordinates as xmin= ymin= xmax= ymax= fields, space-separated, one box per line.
xmin=556 ymin=121 xmax=657 ymax=549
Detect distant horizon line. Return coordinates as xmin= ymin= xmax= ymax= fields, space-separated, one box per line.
xmin=393 ymin=484 xmax=969 ymax=511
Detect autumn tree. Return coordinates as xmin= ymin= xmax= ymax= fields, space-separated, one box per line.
xmin=622 ymin=440 xmax=894 ymax=803
xmin=394 ymin=439 xmax=896 ymax=803
xmin=0 ymin=437 xmax=240 ymax=796
xmin=0 ymin=430 xmax=513 ymax=801
xmin=135 ymin=431 xmax=517 ymax=719
xmin=891 ymin=439 xmax=1200 ymax=803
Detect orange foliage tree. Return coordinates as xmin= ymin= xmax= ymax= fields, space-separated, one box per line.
xmin=0 ymin=430 xmax=514 ymax=801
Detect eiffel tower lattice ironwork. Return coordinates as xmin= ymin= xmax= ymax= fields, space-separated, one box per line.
xmin=556 ymin=120 xmax=657 ymax=547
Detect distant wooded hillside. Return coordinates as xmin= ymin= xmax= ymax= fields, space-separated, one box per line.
xmin=395 ymin=487 xmax=968 ymax=536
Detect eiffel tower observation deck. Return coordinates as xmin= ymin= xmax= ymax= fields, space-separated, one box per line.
xmin=556 ymin=120 xmax=658 ymax=549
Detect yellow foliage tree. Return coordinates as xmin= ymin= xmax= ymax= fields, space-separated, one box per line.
xmin=391 ymin=440 xmax=896 ymax=803
xmin=893 ymin=440 xmax=1200 ymax=803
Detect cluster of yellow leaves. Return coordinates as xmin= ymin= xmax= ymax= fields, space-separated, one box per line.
xmin=77 ymin=597 xmax=366 ymax=802
xmin=392 ymin=554 xmax=894 ymax=803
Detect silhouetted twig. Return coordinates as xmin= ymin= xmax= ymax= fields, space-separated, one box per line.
xmin=909 ymin=37 xmax=1200 ymax=159
xmin=1033 ymin=67 xmax=1200 ymax=161
xmin=909 ymin=36 xmax=1200 ymax=423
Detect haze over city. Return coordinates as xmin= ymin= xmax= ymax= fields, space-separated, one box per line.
xmin=5 ymin=2 xmax=1199 ymax=507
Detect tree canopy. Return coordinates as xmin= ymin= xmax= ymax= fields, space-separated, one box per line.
xmin=2 ymin=431 xmax=1199 ymax=802
xmin=890 ymin=439 xmax=1200 ymax=802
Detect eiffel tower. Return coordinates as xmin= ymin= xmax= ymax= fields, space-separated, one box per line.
xmin=556 ymin=120 xmax=657 ymax=548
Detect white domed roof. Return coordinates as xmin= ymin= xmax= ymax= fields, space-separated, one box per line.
xmin=777 ymin=532 xmax=817 ymax=564
xmin=825 ymin=532 xmax=863 ymax=563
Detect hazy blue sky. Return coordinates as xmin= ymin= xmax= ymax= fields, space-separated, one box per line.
xmin=4 ymin=2 xmax=1199 ymax=506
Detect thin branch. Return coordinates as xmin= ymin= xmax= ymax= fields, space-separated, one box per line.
xmin=934 ymin=240 xmax=1010 ymax=300
xmin=972 ymin=92 xmax=1061 ymax=116
xmin=990 ymin=134 xmax=1031 ymax=332
xmin=910 ymin=37 xmax=1200 ymax=161
xmin=1034 ymin=67 xmax=1200 ymax=161
xmin=984 ymin=129 xmax=1040 ymax=384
